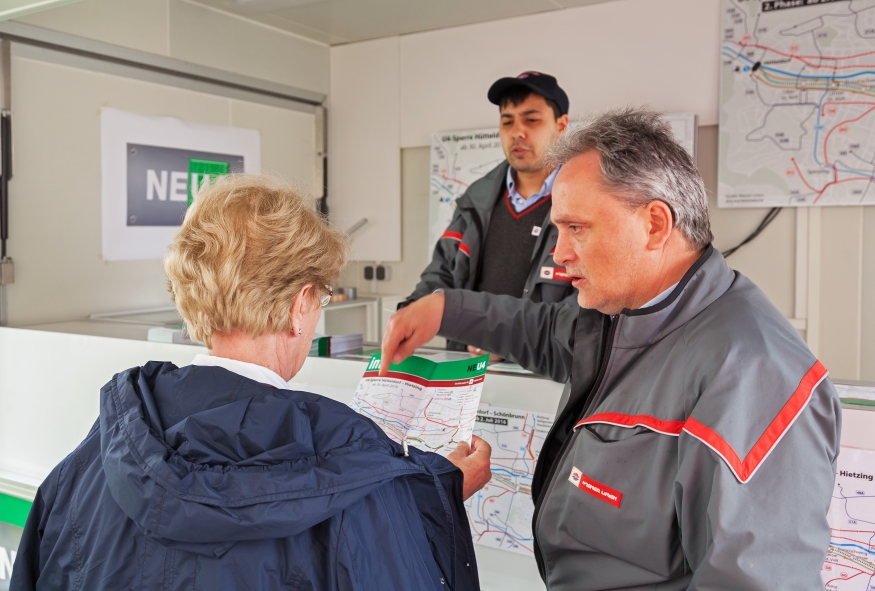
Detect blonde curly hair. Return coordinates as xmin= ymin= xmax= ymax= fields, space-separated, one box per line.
xmin=165 ymin=174 xmax=349 ymax=348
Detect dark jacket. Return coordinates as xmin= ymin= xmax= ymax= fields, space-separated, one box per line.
xmin=11 ymin=362 xmax=479 ymax=591
xmin=437 ymin=246 xmax=840 ymax=590
xmin=403 ymin=161 xmax=576 ymax=308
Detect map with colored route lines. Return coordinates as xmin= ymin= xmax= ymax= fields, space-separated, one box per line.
xmin=465 ymin=404 xmax=555 ymax=555
xmin=720 ymin=0 xmax=875 ymax=207
xmin=822 ymin=447 xmax=875 ymax=590
xmin=350 ymin=354 xmax=488 ymax=456
xmin=429 ymin=128 xmax=505 ymax=257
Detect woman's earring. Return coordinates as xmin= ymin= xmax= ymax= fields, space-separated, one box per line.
xmin=298 ymin=328 xmax=302 ymax=336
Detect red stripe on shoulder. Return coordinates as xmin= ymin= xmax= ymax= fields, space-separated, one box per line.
xmin=459 ymin=243 xmax=470 ymax=256
xmin=683 ymin=360 xmax=828 ymax=483
xmin=441 ymin=231 xmax=463 ymax=241
xmin=575 ymin=412 xmax=685 ymax=436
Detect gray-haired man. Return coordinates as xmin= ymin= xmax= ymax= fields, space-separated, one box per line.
xmin=381 ymin=108 xmax=840 ymax=589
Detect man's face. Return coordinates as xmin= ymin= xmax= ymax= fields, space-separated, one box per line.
xmin=499 ymin=93 xmax=568 ymax=174
xmin=551 ymin=151 xmax=652 ymax=315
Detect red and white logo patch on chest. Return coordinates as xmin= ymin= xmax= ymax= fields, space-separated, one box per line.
xmin=569 ymin=467 xmax=623 ymax=508
xmin=540 ymin=266 xmax=573 ymax=282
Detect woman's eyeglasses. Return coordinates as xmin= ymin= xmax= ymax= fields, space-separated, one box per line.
xmin=320 ymin=286 xmax=333 ymax=307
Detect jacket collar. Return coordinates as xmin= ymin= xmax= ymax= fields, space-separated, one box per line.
xmin=613 ymin=245 xmax=735 ymax=349
xmin=455 ymin=160 xmax=509 ymax=214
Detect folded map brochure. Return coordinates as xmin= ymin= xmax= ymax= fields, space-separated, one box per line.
xmin=349 ymin=353 xmax=490 ymax=456
xmin=308 ymin=334 xmax=363 ymax=357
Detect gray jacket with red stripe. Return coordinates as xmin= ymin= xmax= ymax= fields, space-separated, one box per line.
xmin=438 ymin=245 xmax=841 ymax=590
xmin=402 ymin=161 xmax=576 ymax=308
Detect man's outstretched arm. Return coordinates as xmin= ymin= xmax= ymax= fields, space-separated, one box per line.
xmin=381 ymin=289 xmax=582 ymax=382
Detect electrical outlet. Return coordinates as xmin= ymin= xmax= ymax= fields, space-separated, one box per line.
xmin=363 ymin=266 xmax=374 ymax=280
xmin=376 ymin=265 xmax=391 ymax=281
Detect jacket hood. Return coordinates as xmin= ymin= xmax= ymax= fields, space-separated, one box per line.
xmin=99 ymin=362 xmax=431 ymax=557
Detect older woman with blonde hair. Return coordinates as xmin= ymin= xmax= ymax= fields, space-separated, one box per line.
xmin=11 ymin=175 xmax=490 ymax=591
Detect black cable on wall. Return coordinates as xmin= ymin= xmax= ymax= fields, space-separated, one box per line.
xmin=0 ymin=111 xmax=11 ymax=259
xmin=721 ymin=207 xmax=782 ymax=259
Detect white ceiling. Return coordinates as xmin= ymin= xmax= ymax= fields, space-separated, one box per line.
xmin=190 ymin=0 xmax=617 ymax=45
xmin=0 ymin=0 xmax=81 ymax=20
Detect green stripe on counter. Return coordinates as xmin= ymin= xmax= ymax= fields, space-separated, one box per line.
xmin=0 ymin=492 xmax=32 ymax=528
xmin=841 ymin=398 xmax=875 ymax=407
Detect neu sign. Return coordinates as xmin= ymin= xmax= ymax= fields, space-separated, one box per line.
xmin=127 ymin=144 xmax=243 ymax=227
xmin=101 ymin=108 xmax=260 ymax=260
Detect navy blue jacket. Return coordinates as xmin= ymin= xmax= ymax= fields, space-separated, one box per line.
xmin=11 ymin=361 xmax=479 ymax=590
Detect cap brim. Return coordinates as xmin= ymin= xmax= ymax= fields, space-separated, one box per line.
xmin=488 ymin=77 xmax=544 ymax=106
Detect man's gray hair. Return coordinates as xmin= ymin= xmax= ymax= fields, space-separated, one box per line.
xmin=546 ymin=107 xmax=712 ymax=250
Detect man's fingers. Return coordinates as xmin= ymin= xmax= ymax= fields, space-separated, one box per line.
xmin=446 ymin=440 xmax=471 ymax=461
xmin=380 ymin=317 xmax=407 ymax=376
xmin=470 ymin=435 xmax=488 ymax=451
xmin=380 ymin=293 xmax=446 ymax=375
xmin=393 ymin=336 xmax=420 ymax=365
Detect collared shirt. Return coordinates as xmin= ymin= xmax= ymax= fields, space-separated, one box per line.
xmin=191 ymin=353 xmax=290 ymax=390
xmin=612 ymin=283 xmax=680 ymax=320
xmin=641 ymin=283 xmax=679 ymax=309
xmin=506 ymin=166 xmax=560 ymax=213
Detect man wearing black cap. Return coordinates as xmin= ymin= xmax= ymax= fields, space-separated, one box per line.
xmin=401 ymin=72 xmax=574 ymax=358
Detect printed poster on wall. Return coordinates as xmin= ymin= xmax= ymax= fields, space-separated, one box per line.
xmin=427 ymin=115 xmax=695 ymax=258
xmin=429 ymin=128 xmax=504 ymax=257
xmin=101 ymin=108 xmax=260 ymax=261
xmin=719 ymin=0 xmax=875 ymax=207
xmin=822 ymin=446 xmax=875 ymax=589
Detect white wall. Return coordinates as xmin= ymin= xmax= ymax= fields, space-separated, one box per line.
xmin=5 ymin=55 xmax=317 ymax=326
xmin=329 ymin=37 xmax=401 ymax=261
xmin=14 ymin=0 xmax=329 ymax=93
xmin=329 ymin=0 xmax=721 ymax=261
xmin=396 ymin=0 xmax=720 ymax=147
xmin=2 ymin=0 xmax=328 ymax=326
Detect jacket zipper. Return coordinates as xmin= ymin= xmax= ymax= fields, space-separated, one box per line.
xmin=467 ymin=207 xmax=487 ymax=288
xmin=531 ymin=314 xmax=620 ymax=580
xmin=578 ymin=314 xmax=621 ymax=419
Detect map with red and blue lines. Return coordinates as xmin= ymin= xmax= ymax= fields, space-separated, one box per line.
xmin=465 ymin=404 xmax=555 ymax=555
xmin=720 ymin=0 xmax=875 ymax=206
xmin=822 ymin=447 xmax=875 ymax=590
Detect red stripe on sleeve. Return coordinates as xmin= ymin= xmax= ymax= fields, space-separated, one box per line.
xmin=575 ymin=412 xmax=685 ymax=436
xmin=441 ymin=231 xmax=464 ymax=241
xmin=683 ymin=360 xmax=828 ymax=483
xmin=459 ymin=243 xmax=470 ymax=256
xmin=573 ymin=360 xmax=828 ymax=484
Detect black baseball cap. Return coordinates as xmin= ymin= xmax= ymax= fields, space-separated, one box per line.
xmin=487 ymin=71 xmax=569 ymax=116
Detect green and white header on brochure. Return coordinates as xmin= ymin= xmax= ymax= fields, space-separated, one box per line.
xmin=351 ymin=353 xmax=489 ymax=455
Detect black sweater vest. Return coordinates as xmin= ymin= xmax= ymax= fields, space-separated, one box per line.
xmin=475 ymin=190 xmax=551 ymax=297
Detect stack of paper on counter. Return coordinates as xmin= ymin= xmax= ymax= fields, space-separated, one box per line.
xmin=308 ymin=333 xmax=363 ymax=357
xmin=349 ymin=353 xmax=489 ymax=455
